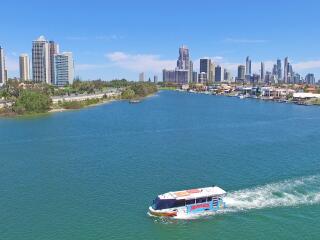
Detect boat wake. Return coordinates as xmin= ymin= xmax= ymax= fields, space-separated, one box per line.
xmin=153 ymin=175 xmax=320 ymax=222
xmin=224 ymin=175 xmax=320 ymax=213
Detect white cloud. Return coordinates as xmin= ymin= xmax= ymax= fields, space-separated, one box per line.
xmin=224 ymin=38 xmax=268 ymax=44
xmin=293 ymin=60 xmax=320 ymax=71
xmin=105 ymin=52 xmax=176 ymax=73
xmin=95 ymin=35 xmax=123 ymax=41
xmin=76 ymin=63 xmax=110 ymax=71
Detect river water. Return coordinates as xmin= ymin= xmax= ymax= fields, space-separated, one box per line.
xmin=0 ymin=91 xmax=319 ymax=239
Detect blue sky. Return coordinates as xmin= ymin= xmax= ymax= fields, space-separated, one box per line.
xmin=1 ymin=0 xmax=320 ymax=80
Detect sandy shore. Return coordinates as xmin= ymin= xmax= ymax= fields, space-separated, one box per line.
xmin=48 ymin=98 xmax=119 ymax=113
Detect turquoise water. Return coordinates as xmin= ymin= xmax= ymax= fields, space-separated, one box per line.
xmin=1 ymin=91 xmax=320 ymax=240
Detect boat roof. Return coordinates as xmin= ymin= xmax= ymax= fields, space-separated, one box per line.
xmin=158 ymin=186 xmax=226 ymax=200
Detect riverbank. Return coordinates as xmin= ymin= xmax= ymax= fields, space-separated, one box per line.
xmin=172 ymin=85 xmax=320 ymax=107
xmin=0 ymin=79 xmax=158 ymax=118
xmin=49 ymin=97 xmax=119 ymax=113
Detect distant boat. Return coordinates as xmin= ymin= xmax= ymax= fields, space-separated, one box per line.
xmin=129 ymin=99 xmax=141 ymax=104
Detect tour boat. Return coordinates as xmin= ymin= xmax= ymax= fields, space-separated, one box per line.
xmin=148 ymin=186 xmax=226 ymax=219
xmin=129 ymin=99 xmax=141 ymax=104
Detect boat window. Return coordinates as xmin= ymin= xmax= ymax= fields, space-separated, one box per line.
xmin=173 ymin=200 xmax=186 ymax=208
xmin=154 ymin=198 xmax=176 ymax=210
xmin=186 ymin=199 xmax=195 ymax=205
xmin=207 ymin=197 xmax=212 ymax=202
xmin=196 ymin=198 xmax=207 ymax=203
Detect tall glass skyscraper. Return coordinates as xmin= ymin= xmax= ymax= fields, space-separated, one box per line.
xmin=277 ymin=59 xmax=282 ymax=80
xmin=163 ymin=45 xmax=192 ymax=84
xmin=246 ymin=56 xmax=252 ymax=76
xmin=215 ymin=65 xmax=222 ymax=82
xmin=284 ymin=57 xmax=289 ymax=83
xmin=177 ymin=45 xmax=190 ymax=70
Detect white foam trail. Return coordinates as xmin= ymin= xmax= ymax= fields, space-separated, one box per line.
xmin=224 ymin=175 xmax=320 ymax=212
xmin=153 ymin=175 xmax=320 ymax=222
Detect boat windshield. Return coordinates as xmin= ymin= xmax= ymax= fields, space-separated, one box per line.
xmin=154 ymin=197 xmax=186 ymax=210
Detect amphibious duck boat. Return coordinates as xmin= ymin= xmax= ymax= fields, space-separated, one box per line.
xmin=148 ymin=186 xmax=226 ymax=219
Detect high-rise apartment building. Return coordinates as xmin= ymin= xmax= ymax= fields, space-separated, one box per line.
xmin=49 ymin=41 xmax=60 ymax=84
xmin=215 ymin=65 xmax=222 ymax=82
xmin=238 ymin=65 xmax=246 ymax=80
xmin=246 ymin=56 xmax=252 ymax=76
xmin=19 ymin=54 xmax=30 ymax=81
xmin=277 ymin=59 xmax=282 ymax=80
xmin=284 ymin=57 xmax=288 ymax=83
xmin=198 ymin=72 xmax=207 ymax=83
xmin=177 ymin=45 xmax=190 ymax=70
xmin=0 ymin=46 xmax=6 ymax=86
xmin=32 ymin=36 xmax=50 ymax=83
xmin=163 ymin=45 xmax=192 ymax=84
xmin=305 ymin=73 xmax=315 ymax=85
xmin=153 ymin=75 xmax=158 ymax=84
xmin=224 ymin=69 xmax=231 ymax=81
xmin=260 ymin=62 xmax=265 ymax=82
xmin=163 ymin=69 xmax=175 ymax=82
xmin=139 ymin=72 xmax=145 ymax=82
xmin=200 ymin=59 xmax=211 ymax=83
xmin=192 ymin=71 xmax=198 ymax=83
xmin=54 ymin=52 xmax=74 ymax=86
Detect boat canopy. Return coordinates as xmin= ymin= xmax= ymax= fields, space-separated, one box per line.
xmin=158 ymin=186 xmax=226 ymax=201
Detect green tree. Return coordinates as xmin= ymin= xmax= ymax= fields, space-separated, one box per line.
xmin=121 ymin=88 xmax=136 ymax=99
xmin=13 ymin=90 xmax=52 ymax=114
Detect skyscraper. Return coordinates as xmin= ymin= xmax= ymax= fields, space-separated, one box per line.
xmin=189 ymin=60 xmax=194 ymax=83
xmin=177 ymin=45 xmax=190 ymax=70
xmin=163 ymin=45 xmax=192 ymax=84
xmin=0 ymin=46 xmax=6 ymax=86
xmin=32 ymin=36 xmax=50 ymax=83
xmin=54 ymin=52 xmax=74 ymax=86
xmin=210 ymin=62 xmax=215 ymax=83
xmin=305 ymin=73 xmax=315 ymax=85
xmin=49 ymin=41 xmax=60 ymax=84
xmin=224 ymin=69 xmax=231 ymax=81
xmin=272 ymin=64 xmax=277 ymax=77
xmin=198 ymin=72 xmax=207 ymax=83
xmin=200 ymin=59 xmax=211 ymax=83
xmin=163 ymin=69 xmax=175 ymax=82
xmin=284 ymin=57 xmax=288 ymax=83
xmin=200 ymin=59 xmax=209 ymax=74
xmin=277 ymin=59 xmax=282 ymax=80
xmin=139 ymin=72 xmax=145 ymax=82
xmin=238 ymin=65 xmax=245 ymax=80
xmin=260 ymin=62 xmax=265 ymax=82
xmin=192 ymin=71 xmax=198 ymax=83
xmin=215 ymin=65 xmax=222 ymax=82
xmin=246 ymin=56 xmax=252 ymax=76
xmin=19 ymin=54 xmax=30 ymax=81
xmin=153 ymin=75 xmax=158 ymax=84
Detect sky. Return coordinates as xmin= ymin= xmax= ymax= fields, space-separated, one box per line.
xmin=1 ymin=0 xmax=320 ymax=80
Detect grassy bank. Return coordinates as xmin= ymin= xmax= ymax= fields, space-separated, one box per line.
xmin=121 ymin=82 xmax=158 ymax=100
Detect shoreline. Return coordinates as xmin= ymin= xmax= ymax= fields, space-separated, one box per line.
xmin=174 ymin=89 xmax=320 ymax=107
xmin=0 ymin=93 xmax=157 ymax=119
xmin=49 ymin=97 xmax=119 ymax=113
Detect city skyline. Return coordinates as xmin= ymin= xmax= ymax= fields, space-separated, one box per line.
xmin=1 ymin=0 xmax=320 ymax=80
